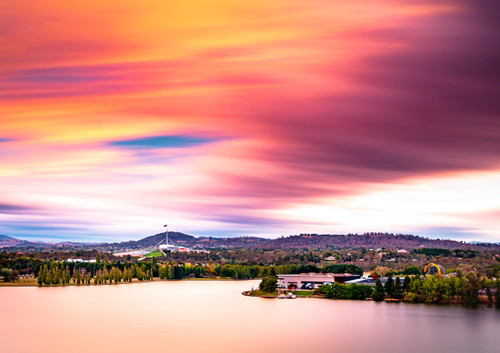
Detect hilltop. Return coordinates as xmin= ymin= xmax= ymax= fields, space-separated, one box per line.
xmin=256 ymin=233 xmax=500 ymax=251
xmin=0 ymin=235 xmax=96 ymax=250
xmin=95 ymin=232 xmax=267 ymax=251
xmin=0 ymin=234 xmax=29 ymax=248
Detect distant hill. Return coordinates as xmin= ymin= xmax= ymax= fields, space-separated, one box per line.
xmin=101 ymin=232 xmax=197 ymax=250
xmin=95 ymin=232 xmax=268 ymax=251
xmin=0 ymin=232 xmax=268 ymax=251
xmin=0 ymin=234 xmax=93 ymax=250
xmin=1 ymin=232 xmax=499 ymax=252
xmin=0 ymin=234 xmax=28 ymax=248
xmin=255 ymin=233 xmax=500 ymax=251
xmin=96 ymin=232 xmax=499 ymax=251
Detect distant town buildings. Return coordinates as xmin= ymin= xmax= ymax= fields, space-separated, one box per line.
xmin=66 ymin=259 xmax=96 ymax=263
xmin=113 ymin=250 xmax=149 ymax=257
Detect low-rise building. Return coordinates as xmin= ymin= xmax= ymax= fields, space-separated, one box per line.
xmin=277 ymin=273 xmax=361 ymax=290
xmin=66 ymin=259 xmax=96 ymax=263
xmin=345 ymin=276 xmax=404 ymax=286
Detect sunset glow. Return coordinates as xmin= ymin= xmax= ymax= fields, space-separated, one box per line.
xmin=1 ymin=0 xmax=499 ymax=242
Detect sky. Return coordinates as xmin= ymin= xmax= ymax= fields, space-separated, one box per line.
xmin=1 ymin=0 xmax=499 ymax=243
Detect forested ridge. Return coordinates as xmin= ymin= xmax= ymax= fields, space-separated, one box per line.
xmin=2 ymin=232 xmax=499 ymax=252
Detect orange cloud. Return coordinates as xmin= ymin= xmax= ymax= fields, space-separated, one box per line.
xmin=2 ymin=0 xmax=499 ymax=242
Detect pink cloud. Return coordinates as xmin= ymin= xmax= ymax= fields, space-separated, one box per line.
xmin=1 ymin=0 xmax=499 ymax=241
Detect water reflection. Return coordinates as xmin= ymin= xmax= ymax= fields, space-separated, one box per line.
xmin=0 ymin=280 xmax=498 ymax=353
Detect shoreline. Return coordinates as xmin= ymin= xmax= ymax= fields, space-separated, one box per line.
xmin=242 ymin=290 xmax=500 ymax=308
xmin=0 ymin=276 xmax=259 ymax=288
xmin=243 ymin=289 xmax=318 ymax=299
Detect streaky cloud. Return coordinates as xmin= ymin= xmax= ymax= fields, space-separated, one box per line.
xmin=0 ymin=203 xmax=32 ymax=214
xmin=413 ymin=226 xmax=479 ymax=240
xmin=108 ymin=135 xmax=216 ymax=149
xmin=1 ymin=0 xmax=499 ymax=242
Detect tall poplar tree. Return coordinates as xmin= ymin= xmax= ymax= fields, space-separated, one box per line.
xmin=394 ymin=277 xmax=403 ymax=299
xmin=384 ymin=276 xmax=395 ymax=298
xmin=372 ymin=279 xmax=385 ymax=301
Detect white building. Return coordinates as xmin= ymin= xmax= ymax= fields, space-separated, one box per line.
xmin=277 ymin=273 xmax=361 ymax=290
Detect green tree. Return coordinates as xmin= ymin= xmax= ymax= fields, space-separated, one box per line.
xmin=259 ymin=275 xmax=277 ymax=292
xmin=404 ymin=275 xmax=423 ymax=303
xmin=403 ymin=275 xmax=411 ymax=292
xmin=394 ymin=277 xmax=403 ymax=299
xmin=372 ymin=279 xmax=385 ymax=301
xmin=75 ymin=268 xmax=81 ymax=285
xmin=463 ymin=273 xmax=480 ymax=308
xmin=1 ymin=268 xmax=12 ymax=282
xmin=40 ymin=265 xmax=48 ymax=285
xmin=347 ymin=284 xmax=373 ymax=300
xmin=403 ymin=266 xmax=421 ymax=275
xmin=384 ymin=276 xmax=395 ymax=298
xmin=37 ymin=268 xmax=44 ymax=286
xmin=422 ymin=276 xmax=448 ymax=303
xmin=318 ymin=283 xmax=346 ymax=299
xmin=65 ymin=265 xmax=71 ymax=285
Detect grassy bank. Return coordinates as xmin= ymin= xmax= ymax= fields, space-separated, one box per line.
xmin=244 ymin=289 xmax=315 ymax=298
xmin=0 ymin=278 xmax=38 ymax=286
xmin=0 ymin=276 xmax=258 ymax=287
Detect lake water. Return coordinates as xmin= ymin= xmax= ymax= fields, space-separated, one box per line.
xmin=1 ymin=280 xmax=499 ymax=353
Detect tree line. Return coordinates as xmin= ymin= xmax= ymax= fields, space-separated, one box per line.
xmin=316 ymin=282 xmax=374 ymax=300
xmin=1 ymin=268 xmax=20 ymax=282
xmin=400 ymin=273 xmax=500 ymax=307
xmin=317 ymin=274 xmax=500 ymax=308
xmin=34 ymin=259 xmax=364 ymax=286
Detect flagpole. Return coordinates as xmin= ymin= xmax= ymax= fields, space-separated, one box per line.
xmin=163 ymin=224 xmax=168 ymax=247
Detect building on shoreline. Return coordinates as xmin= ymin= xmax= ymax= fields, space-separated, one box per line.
xmin=277 ymin=273 xmax=361 ymax=290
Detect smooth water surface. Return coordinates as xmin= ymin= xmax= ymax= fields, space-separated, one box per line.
xmin=1 ymin=280 xmax=499 ymax=353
